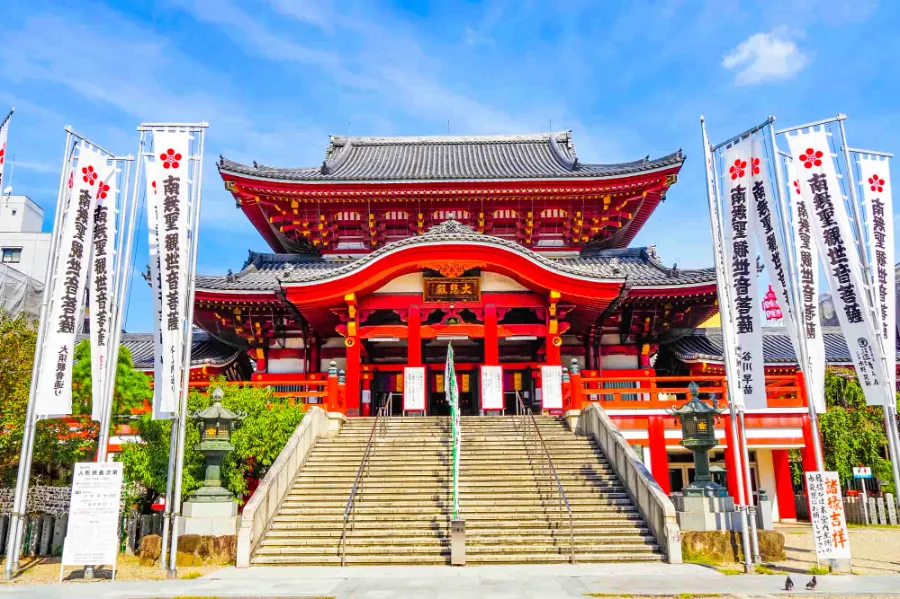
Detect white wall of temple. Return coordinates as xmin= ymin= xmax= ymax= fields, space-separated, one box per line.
xmin=755 ymin=449 xmax=781 ymax=522
xmin=269 ymin=358 xmax=305 ymax=374
xmin=602 ymin=354 xmax=639 ymax=369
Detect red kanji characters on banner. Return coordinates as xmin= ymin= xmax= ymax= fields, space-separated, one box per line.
xmin=750 ymin=157 xmax=760 ymax=175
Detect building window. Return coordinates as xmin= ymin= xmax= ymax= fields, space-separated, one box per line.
xmin=1 ymin=248 xmax=22 ymax=263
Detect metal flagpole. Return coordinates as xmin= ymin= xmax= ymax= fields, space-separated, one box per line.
xmin=738 ymin=409 xmax=761 ymax=562
xmin=837 ymin=120 xmax=900 ymax=510
xmin=168 ymin=123 xmax=208 ymax=578
xmin=4 ymin=128 xmax=73 ymax=580
xmin=95 ymin=155 xmax=136 ymax=462
xmin=700 ymin=117 xmax=752 ymax=573
xmin=769 ymin=123 xmax=826 ymax=471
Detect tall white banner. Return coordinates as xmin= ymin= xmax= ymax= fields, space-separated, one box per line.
xmin=144 ymin=158 xmax=172 ymax=418
xmin=36 ymin=144 xmax=102 ymax=417
xmin=750 ymin=136 xmax=797 ymax=334
xmin=786 ymin=131 xmax=888 ymax=406
xmin=722 ymin=140 xmax=767 ymax=410
xmin=859 ymin=155 xmax=895 ymax=388
xmin=785 ymin=156 xmax=827 ymax=413
xmin=90 ymin=161 xmax=117 ymax=421
xmin=154 ymin=133 xmax=191 ymax=418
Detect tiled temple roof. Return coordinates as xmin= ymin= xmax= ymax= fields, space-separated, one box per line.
xmin=195 ymin=221 xmax=714 ymax=291
xmin=218 ymin=132 xmax=684 ymax=182
xmin=76 ymin=331 xmax=241 ymax=370
xmin=669 ymin=327 xmax=900 ymax=365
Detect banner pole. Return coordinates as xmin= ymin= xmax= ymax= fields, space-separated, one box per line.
xmin=96 ymin=155 xmax=137 ymax=462
xmin=769 ymin=123 xmax=826 ymax=471
xmin=700 ymin=117 xmax=752 ymax=573
xmin=838 ymin=120 xmax=900 ymax=507
xmin=738 ymin=408 xmax=761 ymax=562
xmin=168 ymin=124 xmax=208 ymax=578
xmin=3 ymin=128 xmax=73 ymax=580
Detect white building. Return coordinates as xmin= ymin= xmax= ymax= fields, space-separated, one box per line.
xmin=0 ymin=195 xmax=51 ymax=283
xmin=0 ymin=195 xmax=50 ymax=318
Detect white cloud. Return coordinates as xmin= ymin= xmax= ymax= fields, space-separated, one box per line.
xmin=722 ymin=28 xmax=810 ymax=86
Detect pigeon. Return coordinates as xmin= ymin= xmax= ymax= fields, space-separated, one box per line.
xmin=784 ymin=576 xmax=794 ymax=591
xmin=806 ymin=576 xmax=817 ymax=590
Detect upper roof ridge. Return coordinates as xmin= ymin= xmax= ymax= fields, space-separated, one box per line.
xmin=328 ymin=132 xmax=572 ymax=146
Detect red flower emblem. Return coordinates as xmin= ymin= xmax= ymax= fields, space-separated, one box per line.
xmin=151 ymin=180 xmax=157 ymax=193
xmin=729 ymin=158 xmax=747 ymax=180
xmin=160 ymin=148 xmax=182 ymax=169
xmin=68 ymin=170 xmax=74 ymax=189
xmin=792 ymin=180 xmax=801 ymax=195
xmin=0 ymin=143 xmax=6 ymax=165
xmin=750 ymin=157 xmax=760 ymax=176
xmin=82 ymin=165 xmax=97 ymax=186
xmin=799 ymin=147 xmax=823 ymax=169
xmin=97 ymin=181 xmax=110 ymax=200
xmin=868 ymin=174 xmax=885 ymax=193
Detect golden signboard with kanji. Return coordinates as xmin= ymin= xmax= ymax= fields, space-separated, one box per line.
xmin=423 ymin=277 xmax=480 ymax=302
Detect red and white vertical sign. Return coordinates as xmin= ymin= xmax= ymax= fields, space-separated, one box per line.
xmin=403 ymin=366 xmax=426 ymax=412
xmin=722 ymin=139 xmax=767 ymax=410
xmin=785 ymin=156 xmax=827 ymax=413
xmin=90 ymin=160 xmax=117 ymax=421
xmin=806 ymin=471 xmax=851 ymax=561
xmin=859 ymin=155 xmax=895 ymax=389
xmin=541 ymin=365 xmax=563 ymax=410
xmin=147 ymin=132 xmax=190 ymax=418
xmin=786 ymin=131 xmax=888 ymax=406
xmin=36 ymin=143 xmax=103 ymax=417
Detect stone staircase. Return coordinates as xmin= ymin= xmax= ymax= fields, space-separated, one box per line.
xmin=251 ymin=414 xmax=663 ymax=565
xmin=460 ymin=415 xmax=663 ymax=564
xmin=253 ymin=416 xmax=451 ymax=565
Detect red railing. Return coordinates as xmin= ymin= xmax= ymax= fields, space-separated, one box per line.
xmin=570 ymin=372 xmax=806 ymax=411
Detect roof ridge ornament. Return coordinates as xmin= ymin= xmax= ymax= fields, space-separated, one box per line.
xmin=424 ymin=219 xmax=477 ymax=236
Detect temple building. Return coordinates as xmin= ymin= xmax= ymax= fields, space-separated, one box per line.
xmin=183 ymin=131 xmax=852 ymax=523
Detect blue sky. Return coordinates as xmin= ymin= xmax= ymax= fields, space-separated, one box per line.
xmin=0 ymin=0 xmax=894 ymax=333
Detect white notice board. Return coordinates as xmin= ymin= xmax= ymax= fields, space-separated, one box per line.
xmin=541 ymin=365 xmax=563 ymax=410
xmin=403 ymin=367 xmax=426 ymax=412
xmin=62 ymin=462 xmax=124 ymax=567
xmin=480 ymin=366 xmax=503 ymax=411
xmin=806 ymin=471 xmax=851 ymax=561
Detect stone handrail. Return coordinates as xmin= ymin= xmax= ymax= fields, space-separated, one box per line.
xmin=576 ymin=403 xmax=682 ymax=563
xmin=236 ymin=406 xmax=332 ymax=567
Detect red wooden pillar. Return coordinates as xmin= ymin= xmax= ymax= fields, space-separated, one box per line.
xmin=545 ymin=335 xmax=561 ymax=365
xmin=408 ymin=305 xmax=421 ymax=366
xmin=326 ymin=361 xmax=339 ymax=412
xmin=361 ymin=370 xmax=373 ymax=417
xmin=723 ymin=416 xmax=745 ymax=503
xmin=648 ymin=416 xmax=670 ymax=494
xmin=308 ymin=336 xmax=320 ymax=373
xmin=801 ymin=414 xmax=820 ymax=472
xmin=345 ymin=337 xmax=361 ymax=415
xmin=772 ymin=449 xmax=797 ymax=520
xmin=484 ymin=304 xmax=498 ymax=365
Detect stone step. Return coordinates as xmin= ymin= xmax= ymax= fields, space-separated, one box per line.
xmin=274 ymin=504 xmax=640 ymax=516
xmin=263 ymin=523 xmax=650 ymax=537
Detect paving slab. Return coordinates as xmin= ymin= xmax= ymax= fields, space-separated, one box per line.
xmin=2 ymin=563 xmax=900 ymax=598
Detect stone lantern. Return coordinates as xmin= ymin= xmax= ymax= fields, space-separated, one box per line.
xmin=669 ymin=382 xmax=725 ymax=497
xmin=188 ymin=387 xmax=245 ymax=503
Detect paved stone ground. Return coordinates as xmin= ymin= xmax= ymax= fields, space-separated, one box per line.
xmin=2 ymin=563 xmax=900 ymax=599
xmin=774 ymin=524 xmax=900 ymax=574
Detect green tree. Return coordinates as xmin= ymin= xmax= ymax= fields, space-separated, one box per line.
xmin=118 ymin=377 xmax=304 ymax=509
xmin=818 ymin=368 xmax=896 ymax=491
xmin=71 ymin=338 xmax=152 ymax=422
xmin=0 ymin=310 xmax=101 ymax=485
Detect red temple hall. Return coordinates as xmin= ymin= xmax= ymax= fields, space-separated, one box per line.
xmin=186 ymin=132 xmax=826 ymax=522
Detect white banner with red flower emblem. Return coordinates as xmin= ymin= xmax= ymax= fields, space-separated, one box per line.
xmin=784 ymin=155 xmax=826 ymax=413
xmin=89 ymin=159 xmax=118 ymax=421
xmin=858 ymin=154 xmax=895 ymax=389
xmin=721 ymin=139 xmax=767 ymax=410
xmin=144 ymin=157 xmax=172 ymax=419
xmin=35 ymin=143 xmax=103 ymax=417
xmin=147 ymin=132 xmax=190 ymax=418
xmin=749 ymin=135 xmax=797 ymax=335
xmin=0 ymin=111 xmax=10 ymax=194
xmin=786 ymin=131 xmax=888 ymax=407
